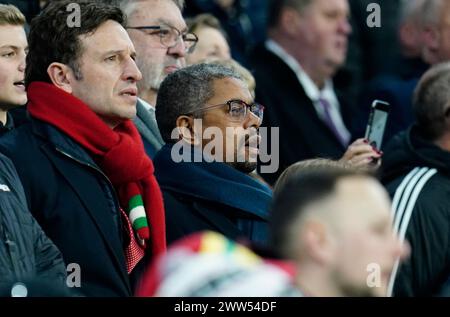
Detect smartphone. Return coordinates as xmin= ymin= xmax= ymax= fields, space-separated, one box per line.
xmin=364 ymin=100 xmax=390 ymax=150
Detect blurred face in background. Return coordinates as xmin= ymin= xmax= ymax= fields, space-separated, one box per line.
xmin=287 ymin=0 xmax=351 ymax=83
xmin=187 ymin=26 xmax=231 ymax=65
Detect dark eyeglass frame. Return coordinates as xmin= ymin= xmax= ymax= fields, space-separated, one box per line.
xmin=126 ymin=25 xmax=198 ymax=54
xmin=186 ymin=99 xmax=264 ymax=122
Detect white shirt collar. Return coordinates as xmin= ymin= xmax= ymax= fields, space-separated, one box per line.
xmin=264 ymin=39 xmax=350 ymax=145
xmin=265 ymin=39 xmax=336 ymax=102
xmin=138 ymin=97 xmax=155 ymax=111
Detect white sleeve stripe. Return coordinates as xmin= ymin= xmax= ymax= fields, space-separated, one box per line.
xmin=391 ymin=167 xmax=421 ymax=220
xmin=393 ymin=167 xmax=430 ymax=234
xmin=387 ymin=166 xmax=437 ymax=297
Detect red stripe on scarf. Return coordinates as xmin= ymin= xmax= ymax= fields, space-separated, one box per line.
xmin=27 ymin=82 xmax=166 ymax=256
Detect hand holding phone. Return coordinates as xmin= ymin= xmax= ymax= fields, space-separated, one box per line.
xmin=364 ymin=100 xmax=390 ymax=150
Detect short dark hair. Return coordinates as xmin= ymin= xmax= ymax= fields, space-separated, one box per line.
xmin=413 ymin=62 xmax=450 ymax=140
xmin=26 ymin=0 xmax=125 ymax=86
xmin=267 ymin=0 xmax=313 ymax=28
xmin=156 ymin=63 xmax=243 ymax=143
xmin=270 ymin=166 xmax=364 ymax=258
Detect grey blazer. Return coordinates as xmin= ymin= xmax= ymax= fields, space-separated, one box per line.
xmin=133 ymin=99 xmax=165 ymax=157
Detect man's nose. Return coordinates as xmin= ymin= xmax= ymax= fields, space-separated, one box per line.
xmin=168 ymin=36 xmax=187 ymax=58
xmin=339 ymin=17 xmax=352 ymax=35
xmin=243 ymin=111 xmax=262 ymax=129
xmin=123 ymin=56 xmax=142 ymax=82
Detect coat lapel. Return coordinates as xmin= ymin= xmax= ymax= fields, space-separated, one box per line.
xmin=134 ymin=100 xmax=164 ymax=152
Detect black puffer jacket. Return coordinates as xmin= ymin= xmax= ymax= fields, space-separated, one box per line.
xmin=381 ymin=125 xmax=450 ymax=296
xmin=0 ymin=152 xmax=66 ymax=290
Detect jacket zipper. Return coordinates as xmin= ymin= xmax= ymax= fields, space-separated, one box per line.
xmin=54 ymin=148 xmax=124 ymax=218
xmin=55 ymin=148 xmax=134 ymax=293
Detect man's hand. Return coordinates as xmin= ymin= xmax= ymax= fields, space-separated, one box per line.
xmin=340 ymin=138 xmax=382 ymax=168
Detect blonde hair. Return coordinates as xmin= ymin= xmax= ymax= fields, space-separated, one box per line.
xmin=0 ymin=4 xmax=25 ymax=26
xmin=206 ymin=58 xmax=256 ymax=97
xmin=187 ymin=13 xmax=224 ymax=35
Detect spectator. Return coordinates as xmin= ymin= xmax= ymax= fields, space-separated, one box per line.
xmin=154 ymin=63 xmax=271 ymax=245
xmin=251 ymin=0 xmax=380 ymax=184
xmin=0 ymin=6 xmax=67 ymax=295
xmin=0 ymin=0 xmax=165 ymax=296
xmin=136 ymin=231 xmax=300 ymax=297
xmin=186 ymin=13 xmax=231 ymax=65
xmin=271 ymin=163 xmax=409 ymax=296
xmin=119 ymin=0 xmax=195 ymax=157
xmin=356 ymin=0 xmax=429 ymax=146
xmin=382 ymin=62 xmax=450 ymax=296
xmin=0 ymin=4 xmax=27 ymax=136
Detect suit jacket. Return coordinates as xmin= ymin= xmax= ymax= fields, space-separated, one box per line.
xmin=133 ymin=99 xmax=165 ymax=158
xmin=0 ymin=118 xmax=132 ymax=296
xmin=251 ymin=45 xmax=352 ymax=184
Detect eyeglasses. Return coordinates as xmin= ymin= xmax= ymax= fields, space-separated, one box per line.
xmin=188 ymin=99 xmax=264 ymax=122
xmin=126 ymin=25 xmax=198 ymax=54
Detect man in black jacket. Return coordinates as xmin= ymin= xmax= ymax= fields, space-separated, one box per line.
xmin=382 ymin=62 xmax=450 ymax=296
xmin=251 ymin=0 xmax=380 ymax=184
xmin=0 ymin=0 xmax=166 ymax=296
xmin=0 ymin=152 xmax=67 ymax=295
xmin=0 ymin=3 xmax=67 ymax=296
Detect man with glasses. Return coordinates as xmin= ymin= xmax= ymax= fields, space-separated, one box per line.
xmin=0 ymin=0 xmax=166 ymax=296
xmin=119 ymin=0 xmax=197 ymax=157
xmin=153 ymin=63 xmax=271 ymax=245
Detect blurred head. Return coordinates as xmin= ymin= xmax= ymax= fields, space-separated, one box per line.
xmin=422 ymin=0 xmax=450 ymax=64
xmin=398 ymin=0 xmax=426 ymax=59
xmin=27 ymin=0 xmax=142 ymax=128
xmin=273 ymin=158 xmax=353 ymax=197
xmin=0 ymin=4 xmax=27 ymax=110
xmin=120 ymin=0 xmax=190 ymax=104
xmin=156 ymin=63 xmax=262 ymax=173
xmin=207 ymin=58 xmax=256 ymax=97
xmin=186 ymin=14 xmax=231 ymax=65
xmin=271 ymin=167 xmax=409 ymax=297
xmin=136 ymin=231 xmax=300 ymax=297
xmin=268 ymin=0 xmax=351 ymax=85
xmin=413 ymin=62 xmax=450 ymax=141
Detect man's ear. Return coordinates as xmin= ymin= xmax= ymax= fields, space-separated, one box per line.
xmin=302 ymin=220 xmax=334 ymax=265
xmin=175 ymin=115 xmax=202 ymax=145
xmin=47 ymin=62 xmax=75 ymax=94
xmin=279 ymin=7 xmax=302 ymax=38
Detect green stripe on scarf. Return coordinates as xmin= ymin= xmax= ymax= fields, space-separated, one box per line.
xmin=129 ymin=194 xmax=144 ymax=210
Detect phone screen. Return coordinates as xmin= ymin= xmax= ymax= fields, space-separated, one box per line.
xmin=365 ymin=101 xmax=389 ymax=149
